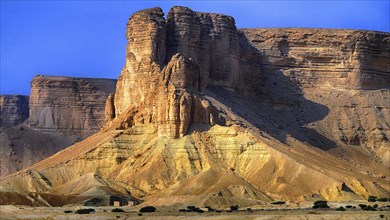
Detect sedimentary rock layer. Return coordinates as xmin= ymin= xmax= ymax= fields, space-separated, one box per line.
xmin=0 ymin=95 xmax=29 ymax=127
xmin=113 ymin=6 xmax=262 ymax=138
xmin=1 ymin=7 xmax=389 ymax=207
xmin=0 ymin=125 xmax=79 ymax=177
xmin=241 ymin=28 xmax=390 ymax=165
xmin=241 ymin=28 xmax=390 ymax=90
xmin=27 ymin=75 xmax=117 ymax=137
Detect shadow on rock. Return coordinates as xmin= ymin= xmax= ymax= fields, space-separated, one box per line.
xmin=205 ymin=33 xmax=337 ymax=150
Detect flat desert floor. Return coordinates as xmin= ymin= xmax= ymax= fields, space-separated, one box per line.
xmin=1 ymin=205 xmax=389 ymax=220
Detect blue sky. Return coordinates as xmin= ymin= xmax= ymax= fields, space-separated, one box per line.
xmin=1 ymin=1 xmax=389 ymax=95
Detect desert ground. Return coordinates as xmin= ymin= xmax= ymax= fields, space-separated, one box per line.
xmin=1 ymin=202 xmax=389 ymax=220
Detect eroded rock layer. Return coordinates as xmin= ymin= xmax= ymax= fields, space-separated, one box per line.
xmin=242 ymin=28 xmax=390 ymax=90
xmin=28 ymin=75 xmax=117 ymax=137
xmin=242 ymin=28 xmax=390 ymax=166
xmin=0 ymin=125 xmax=79 ymax=177
xmin=113 ymin=6 xmax=262 ymax=138
xmin=0 ymin=76 xmax=117 ymax=177
xmin=1 ymin=7 xmax=389 ymax=208
xmin=0 ymin=95 xmax=29 ymax=127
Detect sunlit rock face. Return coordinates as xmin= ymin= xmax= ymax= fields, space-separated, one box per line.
xmin=0 ymin=95 xmax=29 ymax=127
xmin=27 ymin=75 xmax=117 ymax=137
xmin=113 ymin=6 xmax=263 ymax=138
xmin=0 ymin=76 xmax=117 ymax=177
xmin=1 ymin=7 xmax=389 ymax=208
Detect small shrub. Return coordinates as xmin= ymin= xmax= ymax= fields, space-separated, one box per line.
xmin=64 ymin=210 xmax=73 ymax=213
xmin=193 ymin=208 xmax=204 ymax=213
xmin=187 ymin=206 xmax=196 ymax=210
xmin=206 ymin=206 xmax=215 ymax=212
xmin=138 ymin=213 xmax=142 ymax=216
xmin=271 ymin=201 xmax=286 ymax=205
xmin=368 ymin=195 xmax=377 ymax=202
xmin=336 ymin=206 xmax=346 ymax=211
xmin=377 ymin=198 xmax=390 ymax=202
xmin=111 ymin=208 xmax=125 ymax=213
xmin=139 ymin=206 xmax=156 ymax=213
xmin=373 ymin=204 xmax=378 ymax=208
xmin=312 ymin=200 xmax=330 ymax=209
xmin=75 ymin=208 xmax=95 ymax=214
xmin=230 ymin=205 xmax=239 ymax=211
xmin=185 ymin=206 xmax=203 ymax=213
xmin=380 ymin=214 xmax=385 ymax=218
xmin=358 ymin=204 xmax=367 ymax=209
xmin=345 ymin=205 xmax=353 ymax=209
xmin=362 ymin=205 xmax=376 ymax=211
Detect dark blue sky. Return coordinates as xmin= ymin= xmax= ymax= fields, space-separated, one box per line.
xmin=1 ymin=1 xmax=389 ymax=95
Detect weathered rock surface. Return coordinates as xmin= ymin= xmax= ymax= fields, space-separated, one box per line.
xmin=242 ymin=28 xmax=390 ymax=90
xmin=113 ymin=7 xmax=262 ymax=138
xmin=27 ymin=75 xmax=117 ymax=137
xmin=0 ymin=125 xmax=79 ymax=177
xmin=0 ymin=76 xmax=117 ymax=177
xmin=0 ymin=95 xmax=29 ymax=127
xmin=241 ymin=28 xmax=390 ymax=166
xmin=1 ymin=7 xmax=389 ymax=208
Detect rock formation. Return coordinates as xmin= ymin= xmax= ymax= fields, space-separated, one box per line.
xmin=242 ymin=28 xmax=390 ymax=166
xmin=0 ymin=7 xmax=389 ymax=208
xmin=27 ymin=75 xmax=117 ymax=137
xmin=0 ymin=95 xmax=29 ymax=127
xmin=0 ymin=75 xmax=117 ymax=177
xmin=113 ymin=7 xmax=262 ymax=138
xmin=242 ymin=28 xmax=390 ymax=90
xmin=0 ymin=125 xmax=79 ymax=177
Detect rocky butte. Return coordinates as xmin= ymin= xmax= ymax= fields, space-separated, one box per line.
xmin=0 ymin=7 xmax=389 ymax=208
xmin=0 ymin=76 xmax=116 ymax=177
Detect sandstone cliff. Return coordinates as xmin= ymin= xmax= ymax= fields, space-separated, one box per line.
xmin=113 ymin=6 xmax=262 ymax=138
xmin=242 ymin=28 xmax=390 ymax=90
xmin=1 ymin=7 xmax=389 ymax=208
xmin=242 ymin=28 xmax=390 ymax=166
xmin=0 ymin=95 xmax=29 ymax=127
xmin=0 ymin=76 xmax=117 ymax=177
xmin=27 ymin=75 xmax=117 ymax=137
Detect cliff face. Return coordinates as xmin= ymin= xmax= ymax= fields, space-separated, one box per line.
xmin=27 ymin=75 xmax=117 ymax=137
xmin=0 ymin=95 xmax=29 ymax=127
xmin=241 ymin=28 xmax=390 ymax=90
xmin=0 ymin=76 xmax=117 ymax=177
xmin=242 ymin=28 xmax=390 ymax=165
xmin=113 ymin=7 xmax=262 ymax=138
xmin=1 ymin=7 xmax=389 ymax=208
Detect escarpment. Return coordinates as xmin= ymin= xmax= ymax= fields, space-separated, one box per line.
xmin=1 ymin=7 xmax=389 ymax=208
xmin=0 ymin=76 xmax=116 ymax=177
xmin=242 ymin=28 xmax=390 ymax=90
xmin=0 ymin=95 xmax=29 ymax=127
xmin=27 ymin=75 xmax=117 ymax=137
xmin=242 ymin=28 xmax=390 ymax=165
